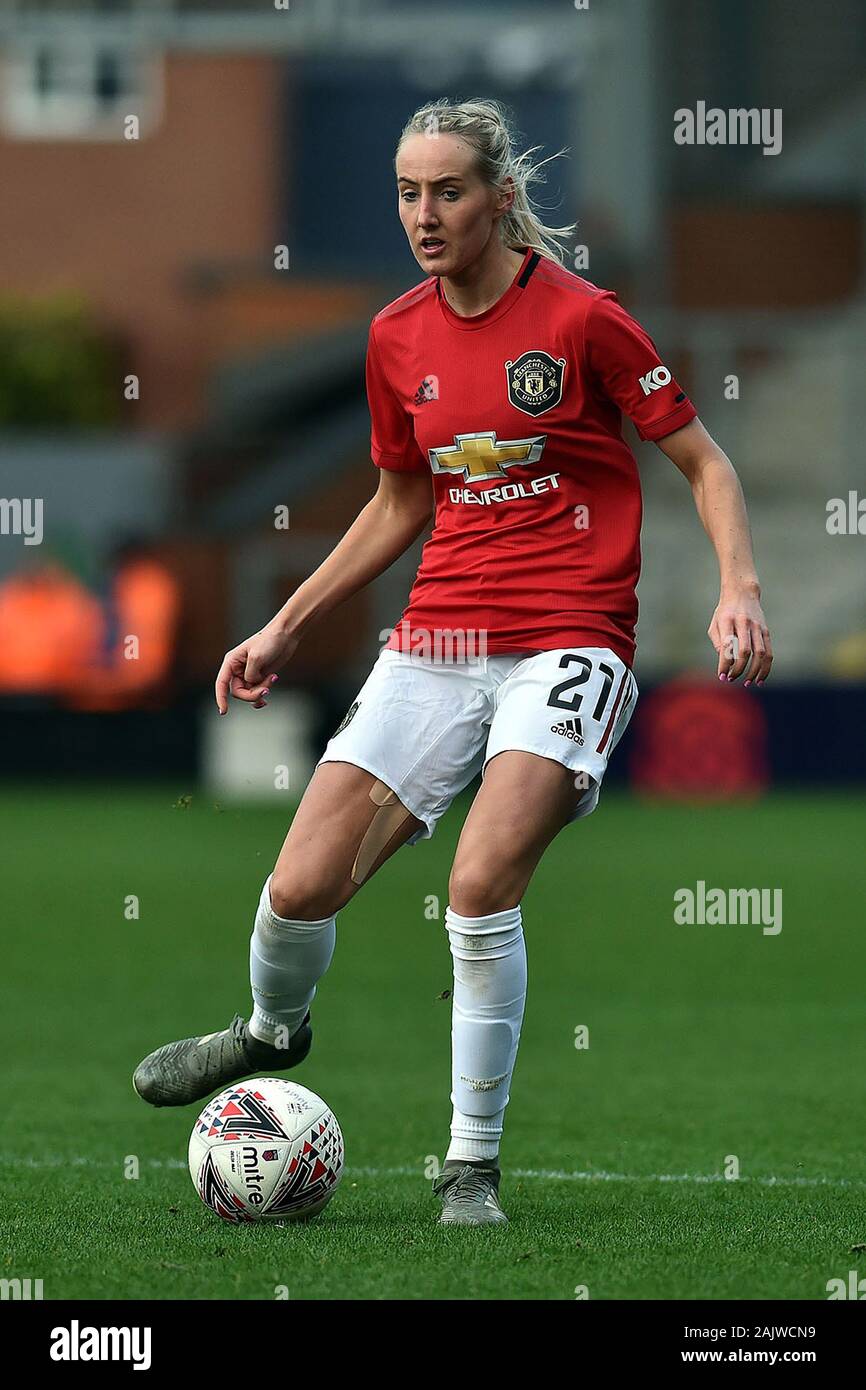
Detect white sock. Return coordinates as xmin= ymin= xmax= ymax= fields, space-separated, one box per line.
xmin=248 ymin=875 xmax=336 ymax=1047
xmin=444 ymin=904 xmax=526 ymax=1164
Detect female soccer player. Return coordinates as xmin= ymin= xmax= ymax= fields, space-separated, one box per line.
xmin=134 ymin=98 xmax=773 ymax=1225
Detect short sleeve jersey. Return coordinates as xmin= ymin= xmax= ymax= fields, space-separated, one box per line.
xmin=366 ymin=246 xmax=696 ymax=666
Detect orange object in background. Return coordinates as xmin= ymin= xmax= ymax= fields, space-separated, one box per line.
xmin=629 ymin=673 xmax=769 ymax=800
xmin=68 ymin=554 xmax=181 ymax=711
xmin=0 ymin=561 xmax=104 ymax=696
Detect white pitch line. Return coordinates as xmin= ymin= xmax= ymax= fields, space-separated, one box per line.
xmin=2 ymin=1155 xmax=864 ymax=1189
xmin=353 ymin=1166 xmax=866 ymax=1190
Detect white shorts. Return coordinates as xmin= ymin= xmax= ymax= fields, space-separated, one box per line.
xmin=317 ymin=646 xmax=638 ymax=843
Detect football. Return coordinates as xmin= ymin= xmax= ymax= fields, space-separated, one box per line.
xmin=188 ymin=1078 xmax=344 ymax=1223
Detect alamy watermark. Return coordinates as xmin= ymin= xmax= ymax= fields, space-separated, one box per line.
xmin=49 ymin=1322 xmax=151 ymax=1370
xmin=674 ymin=881 xmax=782 ymax=935
xmin=674 ymin=102 xmax=782 ymax=157
xmin=826 ymin=492 xmax=865 ymax=535
xmin=379 ymin=621 xmax=488 ymax=664
xmin=0 ymin=497 xmax=43 ymax=545
xmin=826 ymin=1270 xmax=866 ymax=1299
xmin=1 ymin=1277 xmax=43 ymax=1300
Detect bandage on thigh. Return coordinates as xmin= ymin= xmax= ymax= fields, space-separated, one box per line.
xmin=351 ymin=779 xmax=413 ymax=885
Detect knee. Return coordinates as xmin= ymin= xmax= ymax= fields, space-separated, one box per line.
xmin=448 ymin=860 xmax=521 ymax=918
xmin=268 ymin=866 xmax=342 ymax=922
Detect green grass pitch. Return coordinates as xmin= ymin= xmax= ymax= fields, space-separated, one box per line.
xmin=2 ymin=783 xmax=864 ymax=1300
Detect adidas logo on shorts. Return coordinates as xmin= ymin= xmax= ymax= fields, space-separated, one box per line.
xmin=550 ymin=717 xmax=584 ymax=745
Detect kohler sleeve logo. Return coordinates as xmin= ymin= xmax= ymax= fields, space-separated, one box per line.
xmin=638 ymin=365 xmax=672 ymax=396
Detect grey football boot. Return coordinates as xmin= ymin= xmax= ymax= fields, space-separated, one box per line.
xmin=432 ymin=1160 xmax=509 ymax=1225
xmin=132 ymin=1012 xmax=311 ymax=1107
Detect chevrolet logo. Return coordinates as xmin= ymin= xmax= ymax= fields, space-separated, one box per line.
xmin=428 ymin=431 xmax=547 ymax=483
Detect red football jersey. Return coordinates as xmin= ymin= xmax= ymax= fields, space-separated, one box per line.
xmin=366 ymin=245 xmax=696 ymax=666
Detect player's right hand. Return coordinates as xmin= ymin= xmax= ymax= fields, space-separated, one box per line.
xmin=214 ymin=624 xmax=299 ymax=714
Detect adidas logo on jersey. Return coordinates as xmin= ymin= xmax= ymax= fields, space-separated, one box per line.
xmin=550 ymin=717 xmax=584 ymax=745
xmin=413 ymin=377 xmax=438 ymax=405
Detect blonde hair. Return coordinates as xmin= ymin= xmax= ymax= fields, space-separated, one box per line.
xmin=396 ymin=97 xmax=577 ymax=266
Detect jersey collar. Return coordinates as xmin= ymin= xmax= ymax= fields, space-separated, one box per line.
xmin=435 ymin=245 xmax=539 ymax=331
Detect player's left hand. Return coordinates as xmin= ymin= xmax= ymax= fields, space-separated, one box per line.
xmin=708 ymin=588 xmax=773 ymax=686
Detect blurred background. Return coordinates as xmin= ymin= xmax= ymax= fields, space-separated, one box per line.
xmin=0 ymin=0 xmax=864 ymax=801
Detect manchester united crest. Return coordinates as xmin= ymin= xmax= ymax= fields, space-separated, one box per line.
xmin=505 ymin=350 xmax=566 ymax=417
